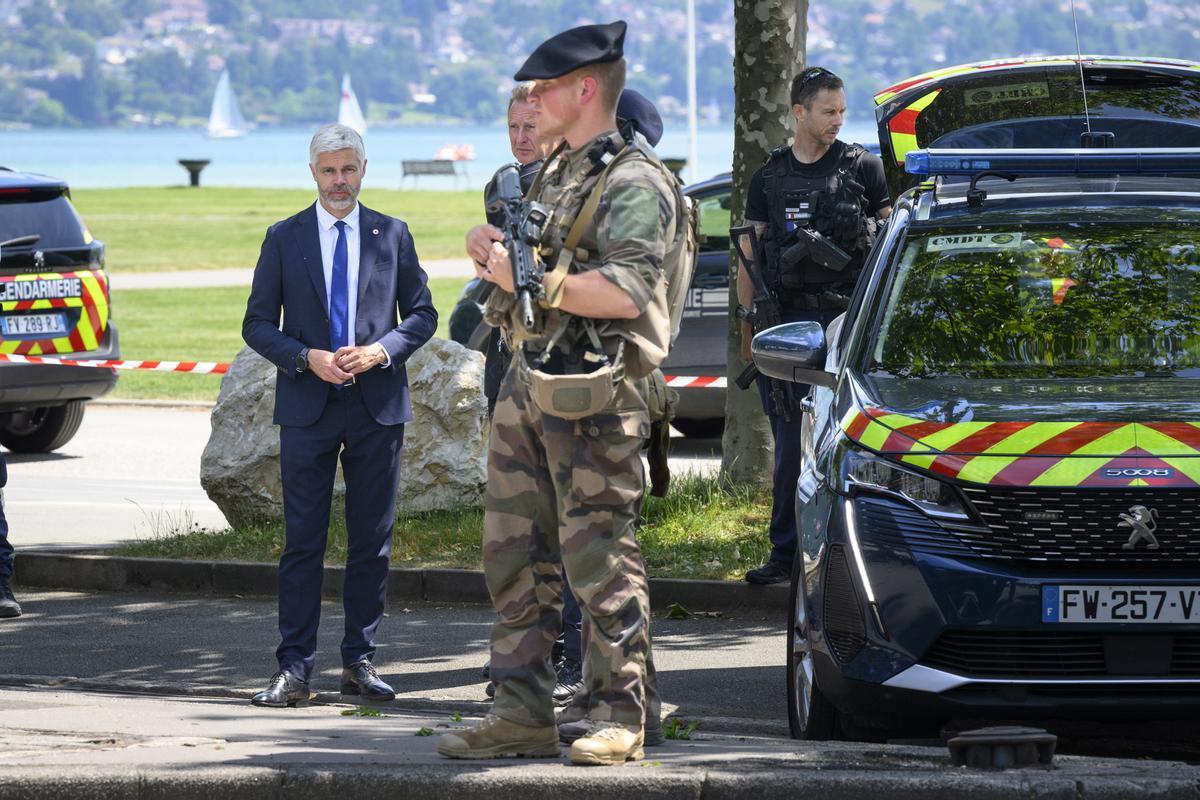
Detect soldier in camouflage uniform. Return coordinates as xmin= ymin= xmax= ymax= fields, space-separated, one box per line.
xmin=437 ymin=20 xmax=680 ymax=766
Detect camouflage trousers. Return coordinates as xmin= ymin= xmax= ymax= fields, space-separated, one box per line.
xmin=484 ymin=364 xmax=652 ymax=729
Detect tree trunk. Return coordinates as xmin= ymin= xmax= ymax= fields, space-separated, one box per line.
xmin=720 ymin=0 xmax=808 ymax=487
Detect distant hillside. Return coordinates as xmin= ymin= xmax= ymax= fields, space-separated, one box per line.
xmin=0 ymin=0 xmax=1195 ymax=128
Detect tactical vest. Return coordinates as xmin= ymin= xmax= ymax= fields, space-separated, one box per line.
xmin=761 ymin=142 xmax=872 ymax=293
xmin=488 ymin=130 xmax=687 ymax=381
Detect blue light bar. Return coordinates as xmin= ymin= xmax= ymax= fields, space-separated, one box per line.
xmin=905 ymin=148 xmax=1200 ymax=177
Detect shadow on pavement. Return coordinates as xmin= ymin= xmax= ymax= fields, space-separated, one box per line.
xmin=0 ymin=590 xmax=786 ymax=722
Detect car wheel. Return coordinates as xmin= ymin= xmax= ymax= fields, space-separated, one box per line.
xmin=670 ymin=417 xmax=724 ymax=439
xmin=787 ymin=555 xmax=841 ymax=740
xmin=0 ymin=401 xmax=86 ymax=453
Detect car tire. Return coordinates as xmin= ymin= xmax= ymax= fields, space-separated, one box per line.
xmin=787 ymin=555 xmax=841 ymax=740
xmin=0 ymin=400 xmax=86 ymax=453
xmin=670 ymin=417 xmax=724 ymax=439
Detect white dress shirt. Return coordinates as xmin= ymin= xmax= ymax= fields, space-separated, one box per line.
xmin=315 ymin=201 xmax=361 ymax=346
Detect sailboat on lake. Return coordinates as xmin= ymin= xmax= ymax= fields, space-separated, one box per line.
xmin=207 ymin=69 xmax=248 ymax=138
xmin=338 ymin=74 xmax=367 ymax=136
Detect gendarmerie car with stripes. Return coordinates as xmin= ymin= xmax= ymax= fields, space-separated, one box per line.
xmin=0 ymin=167 xmax=118 ymax=453
xmin=751 ymin=56 xmax=1200 ymax=740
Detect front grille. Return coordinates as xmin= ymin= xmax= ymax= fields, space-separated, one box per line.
xmin=923 ymin=630 xmax=1200 ymax=678
xmin=960 ymin=487 xmax=1200 ymax=565
xmin=823 ymin=544 xmax=867 ymax=663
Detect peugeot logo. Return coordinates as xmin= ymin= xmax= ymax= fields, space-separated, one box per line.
xmin=1119 ymin=505 xmax=1160 ymax=551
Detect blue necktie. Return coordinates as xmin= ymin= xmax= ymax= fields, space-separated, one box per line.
xmin=329 ymin=220 xmax=349 ymax=353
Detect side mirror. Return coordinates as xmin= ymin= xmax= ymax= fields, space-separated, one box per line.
xmin=751 ymin=321 xmax=836 ymax=389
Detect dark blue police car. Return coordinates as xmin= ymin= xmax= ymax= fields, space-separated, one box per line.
xmin=751 ymin=56 xmax=1200 ymax=739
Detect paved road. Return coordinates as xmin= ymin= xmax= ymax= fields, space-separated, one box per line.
xmin=0 ymin=589 xmax=786 ymax=729
xmin=4 ymin=404 xmax=721 ymax=550
xmin=5 ymin=405 xmax=227 ymax=548
xmin=4 ymin=588 xmax=1200 ymax=765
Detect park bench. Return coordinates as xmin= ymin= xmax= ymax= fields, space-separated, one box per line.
xmin=402 ymin=159 xmax=461 ymax=186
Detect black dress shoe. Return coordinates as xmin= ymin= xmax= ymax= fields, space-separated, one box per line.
xmin=340 ymin=660 xmax=395 ymax=701
xmin=745 ymin=561 xmax=791 ymax=585
xmin=0 ymin=577 xmax=22 ymax=619
xmin=552 ymin=659 xmax=584 ymax=706
xmin=251 ymin=671 xmax=310 ymax=708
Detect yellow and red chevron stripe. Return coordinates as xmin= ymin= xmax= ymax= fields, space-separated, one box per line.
xmin=873 ymin=55 xmax=1200 ymax=107
xmin=840 ymin=406 xmax=1200 ymax=488
xmin=887 ymin=89 xmax=940 ymax=166
xmin=0 ymin=270 xmax=110 ymax=357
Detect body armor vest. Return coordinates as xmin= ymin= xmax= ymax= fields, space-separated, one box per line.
xmin=761 ymin=142 xmax=872 ymax=294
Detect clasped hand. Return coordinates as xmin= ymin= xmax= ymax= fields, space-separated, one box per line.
xmin=465 ymin=224 xmax=515 ymax=293
xmin=306 ymin=344 xmax=386 ymax=384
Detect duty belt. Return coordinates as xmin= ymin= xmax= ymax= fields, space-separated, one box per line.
xmin=778 ymin=288 xmax=852 ymax=313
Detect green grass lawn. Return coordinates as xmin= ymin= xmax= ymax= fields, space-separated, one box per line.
xmin=114 ymin=473 xmax=771 ymax=581
xmin=72 ymin=187 xmax=483 ymax=272
xmin=109 ymin=278 xmax=468 ymax=401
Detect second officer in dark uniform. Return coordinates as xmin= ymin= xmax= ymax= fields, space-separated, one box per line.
xmin=739 ymin=67 xmax=891 ymax=585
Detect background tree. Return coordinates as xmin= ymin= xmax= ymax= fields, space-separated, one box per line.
xmin=721 ymin=0 xmax=807 ymax=487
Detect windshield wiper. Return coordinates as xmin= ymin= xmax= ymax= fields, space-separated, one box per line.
xmin=0 ymin=234 xmax=39 ymax=248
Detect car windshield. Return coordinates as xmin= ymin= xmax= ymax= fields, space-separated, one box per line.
xmin=871 ymin=222 xmax=1200 ymax=383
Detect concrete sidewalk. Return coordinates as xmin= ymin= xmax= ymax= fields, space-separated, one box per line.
xmin=3 ymin=686 xmax=1199 ymax=799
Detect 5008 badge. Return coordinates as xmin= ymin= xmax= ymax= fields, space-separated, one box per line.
xmin=1103 ymin=468 xmax=1174 ymax=479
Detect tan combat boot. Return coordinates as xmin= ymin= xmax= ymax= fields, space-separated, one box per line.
xmin=568 ymin=722 xmax=644 ymax=766
xmin=437 ymin=714 xmax=560 ymax=759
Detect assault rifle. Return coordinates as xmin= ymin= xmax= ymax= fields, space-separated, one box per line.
xmin=779 ymin=226 xmax=852 ymax=272
xmin=730 ymin=225 xmax=793 ymax=421
xmin=484 ymin=164 xmax=550 ymax=330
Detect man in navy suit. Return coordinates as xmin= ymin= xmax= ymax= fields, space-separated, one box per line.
xmin=243 ymin=123 xmax=437 ymax=708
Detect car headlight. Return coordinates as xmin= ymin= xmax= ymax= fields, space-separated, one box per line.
xmin=836 ymin=438 xmax=970 ymax=520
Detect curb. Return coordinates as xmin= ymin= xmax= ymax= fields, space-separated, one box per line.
xmin=3 ymin=761 xmax=1199 ymax=800
xmin=92 ymin=398 xmax=217 ymax=410
xmin=12 ymin=552 xmax=790 ymax=615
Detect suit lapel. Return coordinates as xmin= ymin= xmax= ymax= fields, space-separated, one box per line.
xmin=356 ymin=205 xmax=382 ymax=316
xmin=296 ymin=204 xmax=327 ymax=311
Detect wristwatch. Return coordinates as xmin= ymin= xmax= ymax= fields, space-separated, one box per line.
xmin=295 ymin=347 xmax=310 ymax=373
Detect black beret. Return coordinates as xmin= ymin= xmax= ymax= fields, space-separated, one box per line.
xmin=616 ymin=89 xmax=663 ymax=147
xmin=514 ymin=21 xmax=626 ymax=81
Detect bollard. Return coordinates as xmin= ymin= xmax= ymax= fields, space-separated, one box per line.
xmin=947 ymin=725 xmax=1057 ymax=769
xmin=178 ymin=159 xmax=211 ymax=187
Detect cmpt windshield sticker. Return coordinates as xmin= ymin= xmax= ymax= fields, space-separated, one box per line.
xmin=927 ymin=233 xmax=1023 ymax=253
xmin=964 ymin=81 xmax=1051 ymax=107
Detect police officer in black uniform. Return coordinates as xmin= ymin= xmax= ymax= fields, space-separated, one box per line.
xmin=0 ymin=451 xmax=21 ymax=618
xmin=740 ymin=67 xmax=891 ymax=585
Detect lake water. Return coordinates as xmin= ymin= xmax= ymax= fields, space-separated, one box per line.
xmin=0 ymin=122 xmax=880 ymax=190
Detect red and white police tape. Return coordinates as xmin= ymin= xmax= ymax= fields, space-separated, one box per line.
xmin=662 ymin=374 xmax=728 ymax=388
xmin=0 ymin=353 xmax=729 ymax=386
xmin=0 ymin=353 xmax=229 ymax=374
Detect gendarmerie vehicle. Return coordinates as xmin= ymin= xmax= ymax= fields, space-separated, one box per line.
xmin=751 ymin=56 xmax=1200 ymax=740
xmin=0 ymin=167 xmax=118 ymax=452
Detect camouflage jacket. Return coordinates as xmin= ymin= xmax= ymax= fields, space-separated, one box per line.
xmin=484 ymin=128 xmax=679 ymax=371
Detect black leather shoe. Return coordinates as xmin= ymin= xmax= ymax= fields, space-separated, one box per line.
xmin=552 ymin=659 xmax=584 ymax=706
xmin=0 ymin=577 xmax=21 ymax=618
xmin=340 ymin=660 xmax=395 ymax=701
xmin=745 ymin=561 xmax=791 ymax=585
xmin=251 ymin=671 xmax=309 ymax=708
